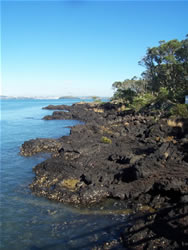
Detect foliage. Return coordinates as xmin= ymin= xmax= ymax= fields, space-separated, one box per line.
xmin=112 ymin=77 xmax=146 ymax=94
xmin=170 ymin=104 xmax=188 ymax=118
xmin=173 ymin=87 xmax=188 ymax=104
xmin=101 ymin=136 xmax=112 ymax=144
xmin=157 ymin=87 xmax=169 ymax=101
xmin=112 ymin=35 xmax=188 ymax=108
xmin=112 ymin=88 xmax=137 ymax=103
xmin=130 ymin=93 xmax=155 ymax=111
xmin=139 ymin=36 xmax=188 ymax=101
xmin=112 ymin=77 xmax=147 ymax=103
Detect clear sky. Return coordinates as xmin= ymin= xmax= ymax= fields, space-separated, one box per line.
xmin=1 ymin=0 xmax=188 ymax=97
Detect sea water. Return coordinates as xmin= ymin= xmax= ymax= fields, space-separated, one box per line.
xmin=0 ymin=99 xmax=127 ymax=250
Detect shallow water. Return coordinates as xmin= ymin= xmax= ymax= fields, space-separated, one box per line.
xmin=0 ymin=99 xmax=128 ymax=250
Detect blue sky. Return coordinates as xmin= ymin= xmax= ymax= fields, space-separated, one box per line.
xmin=1 ymin=0 xmax=188 ymax=97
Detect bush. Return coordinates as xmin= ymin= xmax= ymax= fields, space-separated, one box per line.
xmin=157 ymin=87 xmax=169 ymax=101
xmin=101 ymin=136 xmax=112 ymax=144
xmin=170 ymin=104 xmax=188 ymax=118
xmin=130 ymin=93 xmax=155 ymax=111
xmin=173 ymin=88 xmax=188 ymax=104
xmin=112 ymin=88 xmax=137 ymax=104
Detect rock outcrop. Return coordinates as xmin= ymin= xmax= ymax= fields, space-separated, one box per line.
xmin=20 ymin=102 xmax=188 ymax=249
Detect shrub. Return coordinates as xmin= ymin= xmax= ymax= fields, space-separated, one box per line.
xmin=173 ymin=88 xmax=188 ymax=104
xmin=112 ymin=88 xmax=137 ymax=104
xmin=170 ymin=104 xmax=188 ymax=118
xmin=101 ymin=136 xmax=112 ymax=144
xmin=130 ymin=93 xmax=155 ymax=111
xmin=157 ymin=87 xmax=169 ymax=101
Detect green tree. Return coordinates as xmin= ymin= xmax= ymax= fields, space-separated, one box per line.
xmin=112 ymin=35 xmax=187 ymax=105
xmin=112 ymin=88 xmax=137 ymax=103
xmin=112 ymin=77 xmax=146 ymax=102
xmin=139 ymin=36 xmax=188 ymax=102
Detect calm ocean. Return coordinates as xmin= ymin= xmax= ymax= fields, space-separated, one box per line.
xmin=0 ymin=99 xmax=126 ymax=250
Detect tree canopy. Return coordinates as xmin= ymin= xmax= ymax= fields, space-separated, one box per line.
xmin=112 ymin=35 xmax=188 ymax=104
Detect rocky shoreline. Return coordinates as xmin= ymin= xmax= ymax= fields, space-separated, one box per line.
xmin=20 ymin=102 xmax=188 ymax=249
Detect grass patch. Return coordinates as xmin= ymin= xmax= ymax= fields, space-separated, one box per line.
xmin=167 ymin=119 xmax=183 ymax=128
xmin=61 ymin=178 xmax=80 ymax=191
xmin=101 ymin=136 xmax=112 ymax=144
xmin=100 ymin=126 xmax=113 ymax=134
xmin=170 ymin=104 xmax=188 ymax=118
xmin=93 ymin=108 xmax=104 ymax=113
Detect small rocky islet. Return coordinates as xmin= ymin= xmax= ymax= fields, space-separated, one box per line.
xmin=20 ymin=102 xmax=188 ymax=249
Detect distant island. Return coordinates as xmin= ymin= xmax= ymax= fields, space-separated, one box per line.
xmin=59 ymin=96 xmax=81 ymax=99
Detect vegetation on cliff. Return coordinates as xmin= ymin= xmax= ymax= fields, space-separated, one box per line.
xmin=112 ymin=35 xmax=188 ymax=117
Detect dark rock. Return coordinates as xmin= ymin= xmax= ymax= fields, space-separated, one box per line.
xmin=122 ymin=203 xmax=188 ymax=249
xmin=20 ymin=102 xmax=188 ymax=248
xmin=20 ymin=138 xmax=64 ymax=156
xmin=42 ymin=104 xmax=72 ymax=111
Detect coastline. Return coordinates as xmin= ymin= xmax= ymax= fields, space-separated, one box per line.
xmin=20 ymin=102 xmax=188 ymax=249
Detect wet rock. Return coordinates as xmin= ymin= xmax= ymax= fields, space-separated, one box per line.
xmin=20 ymin=138 xmax=64 ymax=156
